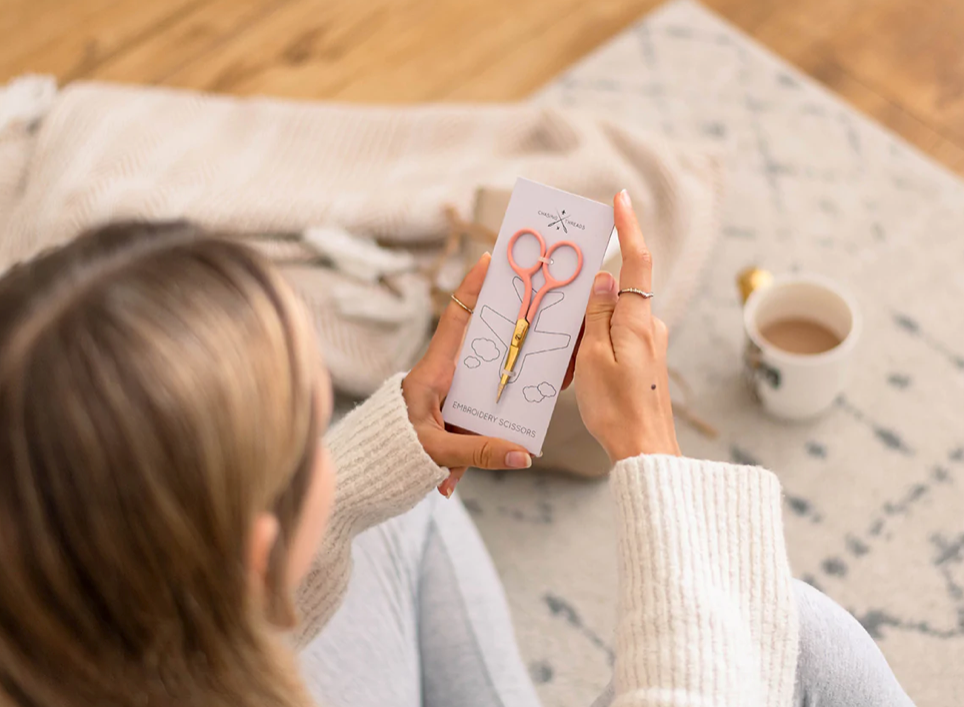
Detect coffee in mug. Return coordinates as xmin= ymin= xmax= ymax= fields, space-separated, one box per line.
xmin=738 ymin=268 xmax=861 ymax=420
xmin=759 ymin=318 xmax=842 ymax=355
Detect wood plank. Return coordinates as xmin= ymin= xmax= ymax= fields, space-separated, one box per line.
xmin=0 ymin=0 xmax=199 ymax=83
xmin=0 ymin=0 xmax=123 ymax=77
xmin=0 ymin=0 xmax=50 ymax=37
xmin=743 ymin=0 xmax=964 ymax=174
xmin=88 ymin=0 xmax=284 ymax=84
xmin=161 ymin=0 xmax=421 ymax=97
xmin=163 ymin=0 xmax=650 ymax=101
xmin=2 ymin=0 xmax=964 ymax=176
xmin=790 ymin=50 xmax=964 ymax=175
xmin=348 ymin=0 xmax=663 ymax=102
xmin=701 ymin=0 xmax=781 ymax=33
xmin=746 ymin=0 xmax=867 ymax=41
xmin=826 ymin=0 xmax=964 ymax=144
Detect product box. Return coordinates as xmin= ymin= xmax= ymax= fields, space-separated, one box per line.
xmin=442 ymin=178 xmax=615 ymax=455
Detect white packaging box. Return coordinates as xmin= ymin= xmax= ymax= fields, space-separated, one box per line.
xmin=442 ymin=178 xmax=615 ymax=455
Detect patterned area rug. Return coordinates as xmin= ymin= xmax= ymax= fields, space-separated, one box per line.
xmin=458 ymin=2 xmax=964 ymax=705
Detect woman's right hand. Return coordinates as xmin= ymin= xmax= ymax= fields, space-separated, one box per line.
xmin=574 ymin=190 xmax=681 ymax=462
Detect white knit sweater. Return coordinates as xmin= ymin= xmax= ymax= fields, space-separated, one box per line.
xmin=294 ymin=373 xmax=799 ymax=706
xmin=0 ymin=77 xmax=722 ymax=398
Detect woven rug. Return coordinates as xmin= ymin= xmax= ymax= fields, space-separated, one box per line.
xmin=458 ymin=2 xmax=964 ymax=705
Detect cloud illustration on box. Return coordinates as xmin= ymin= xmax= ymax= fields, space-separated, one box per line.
xmin=523 ymin=382 xmax=557 ymax=403
xmin=471 ymin=338 xmax=501 ymax=362
xmin=464 ymin=356 xmax=481 ymax=369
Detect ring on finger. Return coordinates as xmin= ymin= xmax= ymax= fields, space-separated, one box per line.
xmin=618 ymin=288 xmax=655 ymax=299
xmin=450 ymin=294 xmax=474 ymax=314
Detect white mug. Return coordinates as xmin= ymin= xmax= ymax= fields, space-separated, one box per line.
xmin=741 ymin=271 xmax=861 ymax=420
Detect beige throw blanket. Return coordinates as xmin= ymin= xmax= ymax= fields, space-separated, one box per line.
xmin=0 ymin=76 xmax=721 ymax=397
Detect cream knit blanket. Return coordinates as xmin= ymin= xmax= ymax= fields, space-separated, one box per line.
xmin=0 ymin=76 xmax=721 ymax=396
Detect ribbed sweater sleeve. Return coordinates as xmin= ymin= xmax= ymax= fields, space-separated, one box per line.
xmin=290 ymin=377 xmax=798 ymax=705
xmin=292 ymin=372 xmax=448 ymax=649
xmin=609 ymin=455 xmax=799 ymax=707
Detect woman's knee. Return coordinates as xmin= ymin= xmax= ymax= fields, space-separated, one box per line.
xmin=792 ymin=579 xmax=914 ymax=706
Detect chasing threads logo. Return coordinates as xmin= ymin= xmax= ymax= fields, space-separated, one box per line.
xmin=537 ymin=208 xmax=585 ymax=233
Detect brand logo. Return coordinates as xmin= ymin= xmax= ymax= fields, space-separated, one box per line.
xmin=537 ymin=208 xmax=585 ymax=233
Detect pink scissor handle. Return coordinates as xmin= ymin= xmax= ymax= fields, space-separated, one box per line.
xmin=506 ymin=228 xmax=584 ymax=323
xmin=541 ymin=240 xmax=583 ymax=288
xmin=507 ymin=228 xmax=547 ymax=320
xmin=528 ymin=239 xmax=583 ymax=320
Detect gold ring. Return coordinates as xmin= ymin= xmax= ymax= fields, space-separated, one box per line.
xmin=618 ymin=287 xmax=654 ymax=299
xmin=450 ymin=294 xmax=474 ymax=315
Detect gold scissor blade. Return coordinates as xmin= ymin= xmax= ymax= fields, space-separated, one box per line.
xmin=496 ymin=351 xmax=517 ymax=402
xmin=496 ymin=319 xmax=530 ymax=402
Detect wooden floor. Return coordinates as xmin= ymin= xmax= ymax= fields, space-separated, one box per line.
xmin=3 ymin=0 xmax=964 ymax=175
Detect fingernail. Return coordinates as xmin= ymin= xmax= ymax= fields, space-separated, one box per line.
xmin=471 ymin=252 xmax=490 ymax=271
xmin=593 ymin=272 xmax=615 ymax=294
xmin=620 ymin=189 xmax=631 ymax=207
xmin=438 ymin=480 xmax=455 ymax=498
xmin=505 ymin=451 xmax=532 ymax=469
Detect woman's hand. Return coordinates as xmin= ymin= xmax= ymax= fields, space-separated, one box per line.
xmin=574 ymin=190 xmax=681 ymax=462
xmin=402 ymin=253 xmax=533 ymax=497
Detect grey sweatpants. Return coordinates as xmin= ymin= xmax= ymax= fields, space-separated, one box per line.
xmin=299 ymin=493 xmax=914 ymax=706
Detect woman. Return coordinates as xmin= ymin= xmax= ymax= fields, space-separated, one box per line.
xmin=0 ymin=193 xmax=911 ymax=706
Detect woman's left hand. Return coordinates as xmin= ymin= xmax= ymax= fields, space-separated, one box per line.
xmin=402 ymin=253 xmax=535 ymax=497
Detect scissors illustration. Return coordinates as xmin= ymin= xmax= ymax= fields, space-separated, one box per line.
xmin=497 ymin=228 xmax=584 ymax=401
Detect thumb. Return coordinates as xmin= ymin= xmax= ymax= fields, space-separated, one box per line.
xmin=426 ymin=428 xmax=533 ymax=472
xmin=584 ymin=271 xmax=618 ymax=350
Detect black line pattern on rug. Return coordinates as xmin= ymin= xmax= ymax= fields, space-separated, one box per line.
xmin=826 ymin=462 xmax=954 ymax=565
xmin=459 ymin=473 xmax=555 ymax=525
xmin=932 ymin=533 xmax=964 ymax=635
xmin=633 ymin=24 xmax=674 ymax=136
xmin=805 ymin=441 xmax=828 ymax=459
xmin=736 ymin=46 xmax=786 ymax=215
xmin=543 ymin=593 xmax=615 ymax=665
xmin=529 ymin=660 xmax=555 ymax=684
xmin=852 ymin=530 xmax=964 ymax=641
xmin=887 ymin=372 xmax=912 ymax=389
xmin=893 ymin=312 xmax=964 ymax=372
xmin=818 ymin=450 xmax=964 ymax=639
xmin=835 ymin=396 xmax=914 ymax=455
xmin=659 ymin=25 xmax=732 ymax=46
xmin=786 ymin=494 xmax=824 ymax=525
xmin=495 ymin=500 xmax=554 ymax=525
xmin=729 ymin=445 xmax=761 ymax=466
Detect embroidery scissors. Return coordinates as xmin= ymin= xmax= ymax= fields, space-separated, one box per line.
xmin=497 ymin=228 xmax=583 ymax=401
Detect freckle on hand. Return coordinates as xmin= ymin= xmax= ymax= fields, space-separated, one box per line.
xmin=651 ymin=384 xmax=657 ymax=390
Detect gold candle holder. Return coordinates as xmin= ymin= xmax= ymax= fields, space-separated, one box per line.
xmin=737 ymin=266 xmax=774 ymax=304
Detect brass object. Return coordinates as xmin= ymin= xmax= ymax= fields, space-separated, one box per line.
xmin=449 ymin=294 xmax=474 ymax=315
xmin=496 ymin=319 xmax=530 ymax=401
xmin=737 ymin=266 xmax=773 ymax=304
xmin=618 ymin=287 xmax=655 ymax=299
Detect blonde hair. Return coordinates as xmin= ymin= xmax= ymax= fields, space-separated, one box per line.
xmin=0 ymin=222 xmax=319 ymax=706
